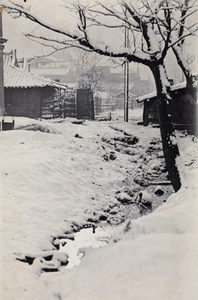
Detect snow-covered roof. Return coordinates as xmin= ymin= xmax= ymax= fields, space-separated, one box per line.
xmin=3 ymin=50 xmax=67 ymax=89
xmin=67 ymin=83 xmax=77 ymax=89
xmin=136 ymin=82 xmax=186 ymax=103
xmin=115 ymin=91 xmax=136 ymax=98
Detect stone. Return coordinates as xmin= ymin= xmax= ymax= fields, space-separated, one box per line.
xmin=154 ymin=185 xmax=165 ymax=196
xmin=107 ymin=216 xmax=124 ymax=225
xmin=116 ymin=192 xmax=133 ymax=203
xmin=135 ymin=191 xmax=152 ymax=204
xmin=109 ymin=151 xmax=117 ymax=160
xmin=134 ymin=176 xmax=149 ymax=186
xmin=157 ymin=151 xmax=164 ymax=158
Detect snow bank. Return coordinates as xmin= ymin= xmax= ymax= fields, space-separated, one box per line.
xmin=0 ymin=113 xmax=197 ymax=299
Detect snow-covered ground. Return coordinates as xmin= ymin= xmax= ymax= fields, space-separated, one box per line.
xmin=0 ymin=109 xmax=198 ymax=300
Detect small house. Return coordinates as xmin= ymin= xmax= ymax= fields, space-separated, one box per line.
xmin=4 ymin=50 xmax=67 ymax=119
xmin=114 ymin=91 xmax=136 ymax=109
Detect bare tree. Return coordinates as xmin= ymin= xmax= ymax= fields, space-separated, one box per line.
xmin=57 ymin=48 xmax=104 ymax=91
xmin=150 ymin=0 xmax=197 ymax=93
xmin=171 ymin=0 xmax=197 ymax=95
xmin=2 ymin=0 xmax=198 ymax=191
xmin=148 ymin=0 xmax=198 ymax=133
xmin=60 ymin=48 xmax=101 ymax=73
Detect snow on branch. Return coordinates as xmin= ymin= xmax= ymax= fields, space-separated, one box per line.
xmin=25 ymin=33 xmax=97 ymax=53
xmin=2 ymin=1 xmax=81 ymax=40
xmin=1 ymin=0 xmax=197 ymax=67
xmin=2 ymin=1 xmax=152 ymax=64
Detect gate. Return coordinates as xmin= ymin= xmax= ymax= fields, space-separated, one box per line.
xmin=77 ymin=88 xmax=94 ymax=120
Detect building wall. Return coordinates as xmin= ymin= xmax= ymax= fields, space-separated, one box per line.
xmin=170 ymin=89 xmax=197 ymax=127
xmin=0 ymin=41 xmax=5 ymax=116
xmin=143 ymin=88 xmax=197 ymax=131
xmin=4 ymin=86 xmax=57 ymax=118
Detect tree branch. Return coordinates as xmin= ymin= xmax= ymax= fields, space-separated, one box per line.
xmin=2 ymin=2 xmax=150 ymax=64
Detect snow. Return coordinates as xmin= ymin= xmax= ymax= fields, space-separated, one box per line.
xmin=0 ymin=110 xmax=198 ymax=299
xmin=137 ymin=82 xmax=187 ymax=102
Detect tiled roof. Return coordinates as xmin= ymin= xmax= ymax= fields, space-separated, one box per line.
xmin=3 ymin=51 xmax=67 ymax=89
xmin=31 ymin=67 xmax=69 ymax=76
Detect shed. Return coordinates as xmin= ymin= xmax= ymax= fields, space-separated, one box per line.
xmin=136 ymin=82 xmax=197 ymax=133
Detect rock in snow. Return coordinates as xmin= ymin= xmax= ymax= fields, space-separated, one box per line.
xmin=154 ymin=185 xmax=165 ymax=196
xmin=116 ymin=192 xmax=133 ymax=203
xmin=135 ymin=190 xmax=152 ymax=204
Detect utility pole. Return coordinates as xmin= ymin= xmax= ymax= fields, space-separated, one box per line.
xmin=0 ymin=10 xmax=7 ymax=120
xmin=124 ymin=25 xmax=129 ymax=122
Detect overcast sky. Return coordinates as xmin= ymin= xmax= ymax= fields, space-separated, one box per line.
xmin=2 ymin=1 xmax=76 ymax=57
xmin=2 ymin=0 xmax=197 ymax=82
xmin=2 ymin=0 xmax=121 ymax=57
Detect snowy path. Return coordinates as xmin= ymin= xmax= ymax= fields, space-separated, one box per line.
xmin=0 ymin=111 xmax=198 ymax=299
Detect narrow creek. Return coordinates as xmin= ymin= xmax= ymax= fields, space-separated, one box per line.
xmin=56 ymin=193 xmax=170 ymax=270
xmin=16 ymin=170 xmax=173 ymax=272
xmin=15 ymin=128 xmax=174 ymax=272
xmin=15 ymin=192 xmax=172 ymax=273
xmin=59 ymin=225 xmax=117 ymax=270
xmin=16 ymin=192 xmax=173 ymax=274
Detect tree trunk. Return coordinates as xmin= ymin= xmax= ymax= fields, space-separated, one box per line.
xmin=150 ymin=63 xmax=181 ymax=192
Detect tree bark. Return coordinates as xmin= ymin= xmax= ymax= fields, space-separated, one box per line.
xmin=150 ymin=63 xmax=181 ymax=192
